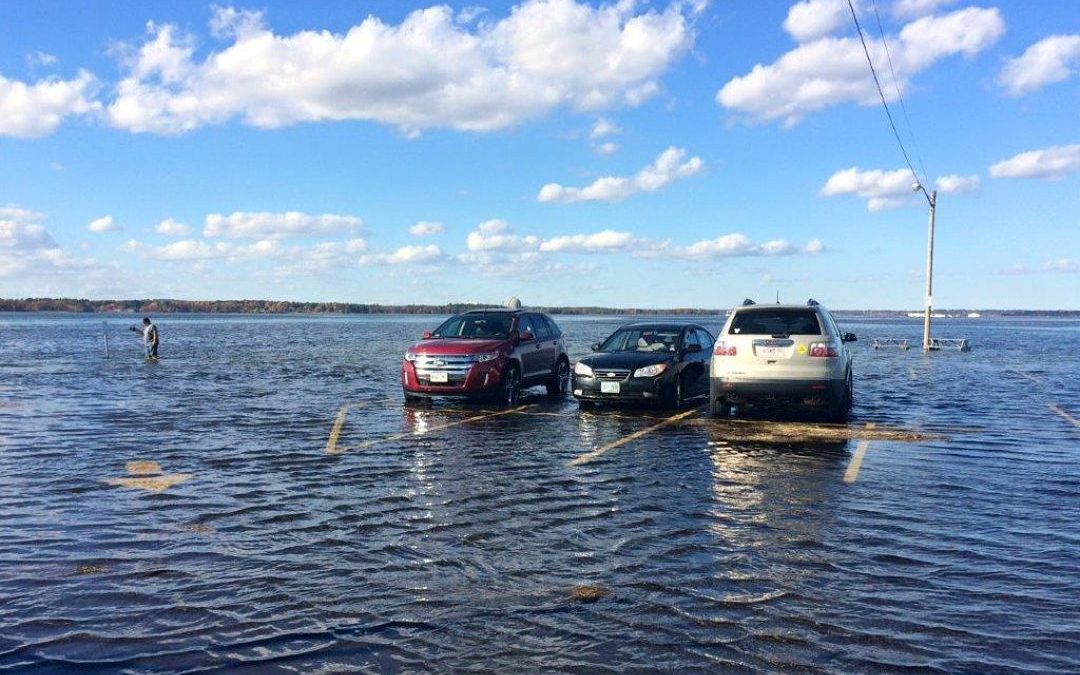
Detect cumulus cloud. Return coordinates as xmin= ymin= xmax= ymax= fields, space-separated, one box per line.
xmin=783 ymin=0 xmax=851 ymax=43
xmin=87 ymin=215 xmax=120 ymax=233
xmin=641 ymin=233 xmax=825 ymax=260
xmin=360 ymin=244 xmax=442 ymax=265
xmin=203 ymin=211 xmax=362 ymax=239
xmin=935 ymin=174 xmax=979 ymax=193
xmin=595 ymin=141 xmax=619 ymax=155
xmin=999 ymin=34 xmax=1080 ymax=97
xmin=408 ymin=220 xmax=445 ymax=237
xmin=27 ymin=51 xmax=59 ymax=68
xmin=717 ymin=7 xmax=1004 ymax=126
xmin=465 ymin=219 xmax=541 ymax=251
xmin=123 ymin=238 xmax=283 ymax=261
xmin=0 ymin=71 xmax=99 ymax=138
xmin=1044 ymin=258 xmax=1080 ymax=273
xmin=590 ymin=117 xmax=620 ymax=139
xmin=0 ymin=205 xmax=106 ymax=280
xmin=891 ymin=0 xmax=958 ymax=20
xmin=820 ymin=167 xmax=919 ymax=211
xmin=989 ymin=144 xmax=1080 ymax=180
xmin=106 ymin=1 xmax=695 ymax=135
xmin=539 ymin=229 xmax=637 ymax=252
xmin=154 ymin=217 xmax=192 ymax=236
xmin=538 ymin=146 xmax=703 ymax=203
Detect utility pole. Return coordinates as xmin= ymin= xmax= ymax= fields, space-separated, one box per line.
xmin=922 ymin=190 xmax=937 ymax=352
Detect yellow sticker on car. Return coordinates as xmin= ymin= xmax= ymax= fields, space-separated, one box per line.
xmin=797 ymin=344 xmax=808 ymax=355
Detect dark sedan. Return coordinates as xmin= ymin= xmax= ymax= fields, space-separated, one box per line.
xmin=572 ymin=322 xmax=715 ymax=408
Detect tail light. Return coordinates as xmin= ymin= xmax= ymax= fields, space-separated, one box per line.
xmin=714 ymin=341 xmax=737 ymax=356
xmin=809 ymin=341 xmax=839 ymax=357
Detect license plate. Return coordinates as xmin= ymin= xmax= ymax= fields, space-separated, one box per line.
xmin=429 ymin=372 xmax=448 ymax=383
xmin=601 ymin=381 xmax=620 ymax=394
xmin=757 ymin=346 xmax=787 ymax=358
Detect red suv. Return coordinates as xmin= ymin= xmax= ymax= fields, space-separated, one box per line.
xmin=401 ymin=308 xmax=570 ymax=405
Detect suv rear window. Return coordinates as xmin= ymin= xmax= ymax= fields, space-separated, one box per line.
xmin=729 ymin=309 xmax=822 ymax=336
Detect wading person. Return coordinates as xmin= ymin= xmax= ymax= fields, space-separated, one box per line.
xmin=130 ymin=317 xmax=159 ymax=360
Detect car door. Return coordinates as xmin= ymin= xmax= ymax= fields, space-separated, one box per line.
xmin=529 ymin=313 xmax=558 ymax=381
xmin=681 ymin=329 xmax=706 ymax=395
xmin=515 ymin=313 xmax=546 ymax=381
xmin=695 ymin=328 xmax=715 ymax=395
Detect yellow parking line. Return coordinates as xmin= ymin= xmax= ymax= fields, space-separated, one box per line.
xmin=843 ymin=422 xmax=876 ymax=483
xmin=332 ymin=405 xmax=530 ymax=454
xmin=324 ymin=405 xmax=349 ymax=454
xmin=1049 ymin=404 xmax=1080 ymax=431
xmin=570 ymin=407 xmax=700 ymax=467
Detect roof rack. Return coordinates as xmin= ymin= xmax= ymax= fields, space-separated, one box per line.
xmin=741 ymin=298 xmax=756 ymax=306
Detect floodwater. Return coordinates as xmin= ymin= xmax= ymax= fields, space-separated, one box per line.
xmin=1 ymin=313 xmax=1078 ymax=673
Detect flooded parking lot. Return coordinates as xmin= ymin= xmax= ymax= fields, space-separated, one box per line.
xmin=2 ymin=314 xmax=1078 ymax=672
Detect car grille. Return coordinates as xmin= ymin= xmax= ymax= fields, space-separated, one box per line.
xmin=593 ymin=368 xmax=630 ymax=381
xmin=413 ymin=354 xmax=475 ymax=385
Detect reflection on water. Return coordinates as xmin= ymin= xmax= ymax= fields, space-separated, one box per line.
xmin=1 ymin=314 xmax=1078 ymax=672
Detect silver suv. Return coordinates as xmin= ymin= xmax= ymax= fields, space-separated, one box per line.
xmin=709 ymin=299 xmax=856 ymax=420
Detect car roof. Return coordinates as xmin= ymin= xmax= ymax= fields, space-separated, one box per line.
xmin=619 ymin=321 xmax=704 ymax=331
xmin=462 ymin=307 xmax=526 ymax=314
xmin=732 ymin=303 xmax=829 ymax=312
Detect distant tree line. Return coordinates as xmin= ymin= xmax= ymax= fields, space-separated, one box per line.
xmin=0 ymin=298 xmax=1075 ymax=317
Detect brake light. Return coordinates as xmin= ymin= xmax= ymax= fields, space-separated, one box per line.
xmin=809 ymin=341 xmax=838 ymax=357
xmin=713 ymin=341 xmax=737 ymax=356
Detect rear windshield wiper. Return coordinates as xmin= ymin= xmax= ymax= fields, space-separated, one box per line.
xmin=771 ymin=333 xmax=790 ymax=339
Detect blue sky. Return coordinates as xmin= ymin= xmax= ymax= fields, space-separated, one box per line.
xmin=1 ymin=0 xmax=1077 ymax=309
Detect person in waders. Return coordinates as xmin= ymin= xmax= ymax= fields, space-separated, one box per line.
xmin=130 ymin=317 xmax=159 ymax=360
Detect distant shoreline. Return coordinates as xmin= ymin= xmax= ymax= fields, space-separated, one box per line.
xmin=1 ymin=298 xmax=1077 ymax=318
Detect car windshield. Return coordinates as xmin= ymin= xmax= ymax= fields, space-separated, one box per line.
xmin=431 ymin=313 xmax=515 ymax=339
xmin=729 ymin=309 xmax=821 ymax=336
xmin=599 ymin=328 xmax=680 ymax=353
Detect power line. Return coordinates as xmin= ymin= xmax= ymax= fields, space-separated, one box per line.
xmin=845 ymin=0 xmax=932 ymax=206
xmin=869 ymin=0 xmax=930 ymax=186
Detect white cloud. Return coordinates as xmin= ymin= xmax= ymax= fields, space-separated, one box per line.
xmin=1044 ymin=258 xmax=1079 ymax=273
xmin=106 ymin=1 xmax=695 ymax=135
xmin=465 ymin=219 xmax=541 ymax=251
xmin=408 ymin=220 xmax=445 ymax=237
xmin=999 ymin=34 xmax=1080 ymax=97
xmin=590 ymin=117 xmax=620 ymax=139
xmin=642 ymin=233 xmax=825 ymax=259
xmin=891 ymin=0 xmax=958 ymax=20
xmin=717 ymin=7 xmax=1004 ymax=126
xmin=989 ymin=144 xmax=1080 ymax=180
xmin=538 ymin=146 xmax=703 ymax=203
xmin=360 ymin=244 xmax=442 ymax=265
xmin=123 ymin=238 xmax=284 ymax=261
xmin=27 ymin=51 xmax=59 ymax=68
xmin=935 ymin=174 xmax=979 ymax=193
xmin=783 ymin=0 xmax=851 ymax=43
xmin=595 ymin=141 xmax=619 ymax=155
xmin=0 ymin=71 xmax=99 ymax=138
xmin=203 ymin=211 xmax=362 ymax=239
xmin=87 ymin=215 xmax=120 ymax=233
xmin=0 ymin=205 xmax=108 ymax=281
xmin=154 ymin=217 xmax=192 ymax=236
xmin=539 ymin=229 xmax=637 ymax=252
xmin=820 ymin=166 xmax=918 ymax=211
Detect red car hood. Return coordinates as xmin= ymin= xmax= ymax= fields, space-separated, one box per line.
xmin=409 ymin=338 xmax=507 ymax=355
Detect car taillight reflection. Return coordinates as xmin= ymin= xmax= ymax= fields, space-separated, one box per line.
xmin=713 ymin=341 xmax=737 ymax=356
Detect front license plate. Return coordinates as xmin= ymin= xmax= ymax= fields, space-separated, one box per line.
xmin=601 ymin=381 xmax=620 ymax=394
xmin=757 ymin=346 xmax=786 ymax=358
xmin=429 ymin=372 xmax=448 ymax=383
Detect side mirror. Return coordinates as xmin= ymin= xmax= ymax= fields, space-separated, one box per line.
xmin=589 ymin=342 xmax=600 ymax=351
xmin=684 ymin=343 xmax=703 ymax=354
xmin=842 ymin=332 xmax=857 ymax=343
xmin=422 ymin=330 xmax=433 ymax=339
xmin=519 ymin=331 xmax=535 ymax=342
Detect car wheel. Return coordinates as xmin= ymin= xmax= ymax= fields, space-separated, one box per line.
xmin=664 ymin=376 xmax=684 ymax=409
xmin=501 ymin=363 xmax=521 ymax=406
xmin=845 ymin=370 xmax=854 ymax=409
xmin=711 ymin=398 xmax=731 ymax=417
xmin=547 ymin=357 xmax=570 ymax=397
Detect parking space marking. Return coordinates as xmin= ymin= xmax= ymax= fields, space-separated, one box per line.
xmin=570 ymin=407 xmax=701 ymax=467
xmin=1049 ymin=404 xmax=1080 ymax=431
xmin=843 ymin=422 xmax=876 ymax=484
xmin=332 ymin=405 xmax=530 ymax=454
xmin=324 ymin=405 xmax=349 ymax=454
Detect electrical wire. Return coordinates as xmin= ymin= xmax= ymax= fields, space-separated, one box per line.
xmin=845 ymin=0 xmax=932 ymax=206
xmin=870 ymin=0 xmax=930 ymax=187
